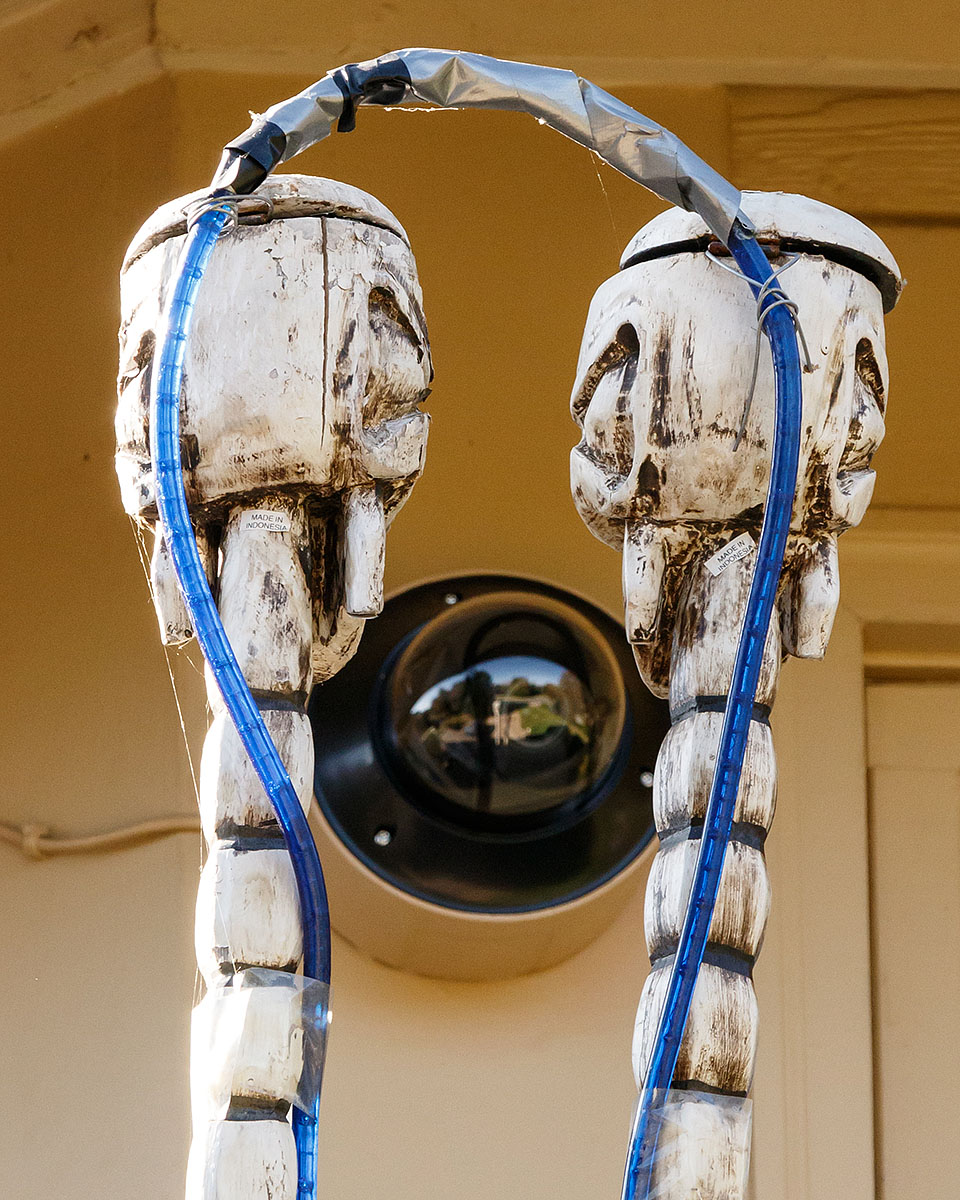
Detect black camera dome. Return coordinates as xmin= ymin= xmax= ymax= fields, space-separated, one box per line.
xmin=309 ymin=575 xmax=668 ymax=915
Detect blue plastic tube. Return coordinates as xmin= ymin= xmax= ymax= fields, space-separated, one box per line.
xmin=149 ymin=205 xmax=331 ymax=1200
xmin=620 ymin=224 xmax=803 ymax=1200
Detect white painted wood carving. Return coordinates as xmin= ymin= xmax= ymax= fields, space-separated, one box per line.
xmin=570 ymin=191 xmax=901 ymax=1197
xmin=116 ymin=175 xmax=431 ymax=1200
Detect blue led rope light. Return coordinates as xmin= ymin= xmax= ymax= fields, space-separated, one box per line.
xmin=620 ymin=226 xmax=803 ymax=1200
xmin=149 ymin=203 xmax=330 ymax=1200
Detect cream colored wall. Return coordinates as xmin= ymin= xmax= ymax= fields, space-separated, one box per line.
xmin=866 ymin=684 xmax=960 ymax=1200
xmin=1 ymin=21 xmax=958 ymax=1200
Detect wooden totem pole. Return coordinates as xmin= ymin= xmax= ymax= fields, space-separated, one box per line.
xmin=116 ymin=175 xmax=431 ymax=1199
xmin=570 ymin=192 xmax=901 ymax=1196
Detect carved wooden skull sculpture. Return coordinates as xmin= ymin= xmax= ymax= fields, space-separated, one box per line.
xmin=571 ymin=191 xmax=901 ymax=694
xmin=570 ymin=193 xmax=901 ymax=1199
xmin=117 ymin=176 xmax=432 ymax=1200
xmin=117 ymin=174 xmax=432 ymax=679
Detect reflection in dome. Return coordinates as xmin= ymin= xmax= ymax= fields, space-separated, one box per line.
xmin=383 ymin=598 xmax=628 ymax=824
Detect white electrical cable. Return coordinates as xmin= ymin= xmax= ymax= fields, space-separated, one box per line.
xmin=0 ymin=816 xmax=200 ymax=860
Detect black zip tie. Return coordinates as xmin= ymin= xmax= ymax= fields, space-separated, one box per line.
xmin=650 ymin=943 xmax=756 ymax=979
xmin=657 ymin=819 xmax=768 ymax=853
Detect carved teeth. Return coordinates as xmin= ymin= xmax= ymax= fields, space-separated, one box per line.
xmin=781 ymin=535 xmax=840 ymax=659
xmin=834 ymin=466 xmax=876 ymax=528
xmin=623 ymin=522 xmax=668 ymax=644
xmin=343 ymin=485 xmax=386 ymax=617
xmin=149 ymin=525 xmax=216 ymax=646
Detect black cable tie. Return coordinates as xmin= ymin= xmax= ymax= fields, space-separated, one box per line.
xmin=668 ymin=1079 xmax=750 ymax=1099
xmin=248 ymin=690 xmax=308 ymax=712
xmin=219 ymin=832 xmax=288 ymax=852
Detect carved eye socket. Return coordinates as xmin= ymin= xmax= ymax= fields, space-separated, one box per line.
xmin=855 ymin=337 xmax=886 ymax=415
xmin=117 ymin=329 xmax=155 ymax=398
xmin=116 ymin=328 xmax=157 ymax=460
xmin=839 ymin=336 xmax=887 ymax=475
xmin=572 ymin=324 xmax=638 ymax=478
xmin=364 ymin=286 xmax=431 ymax=426
xmin=572 ymin=323 xmax=640 ymax=427
xmin=368 ymin=286 xmax=426 ymax=364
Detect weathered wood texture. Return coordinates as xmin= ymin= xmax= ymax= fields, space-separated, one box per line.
xmin=190 ymin=495 xmax=313 ymax=1200
xmin=570 ymin=193 xmax=899 ymax=1197
xmin=151 ymin=526 xmax=216 ymax=645
xmin=186 ymin=1119 xmax=296 ymax=1200
xmin=117 ymin=176 xmax=431 ymax=1200
xmin=116 ymin=177 xmax=431 ymax=658
xmin=117 ymin=176 xmax=431 ymax=680
xmin=631 ymin=554 xmax=778 ymax=1195
xmin=571 ymin=190 xmax=898 ymax=697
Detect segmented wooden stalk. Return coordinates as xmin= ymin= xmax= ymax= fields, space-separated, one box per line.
xmin=186 ymin=495 xmax=315 ymax=1200
xmin=631 ymin=548 xmax=780 ymax=1198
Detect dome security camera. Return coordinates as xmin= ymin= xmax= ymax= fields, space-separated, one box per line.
xmin=308 ymin=575 xmax=669 ymax=980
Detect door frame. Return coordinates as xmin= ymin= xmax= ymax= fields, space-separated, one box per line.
xmin=748 ymin=507 xmax=960 ymax=1199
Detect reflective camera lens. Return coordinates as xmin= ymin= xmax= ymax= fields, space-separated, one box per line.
xmin=379 ymin=593 xmax=628 ymax=828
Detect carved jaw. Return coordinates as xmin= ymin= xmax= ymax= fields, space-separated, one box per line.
xmin=621 ymin=520 xmax=696 ymax=697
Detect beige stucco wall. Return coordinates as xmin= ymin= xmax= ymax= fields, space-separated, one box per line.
xmin=1 ymin=14 xmax=958 ymax=1198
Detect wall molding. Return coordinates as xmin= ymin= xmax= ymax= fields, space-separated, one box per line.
xmin=840 ymin=508 xmax=960 ymax=677
xmin=159 ymin=49 xmax=960 ymax=92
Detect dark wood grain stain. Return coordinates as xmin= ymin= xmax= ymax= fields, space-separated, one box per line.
xmin=649 ymin=323 xmax=674 ymax=447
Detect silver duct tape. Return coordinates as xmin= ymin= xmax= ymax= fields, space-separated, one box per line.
xmin=256 ymin=48 xmax=747 ymax=243
xmin=637 ymin=1090 xmax=753 ymax=1198
xmin=190 ymin=968 xmax=331 ymax=1123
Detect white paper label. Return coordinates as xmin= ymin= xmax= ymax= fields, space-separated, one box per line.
xmin=705 ymin=532 xmax=756 ymax=577
xmin=240 ymin=510 xmax=291 ymax=534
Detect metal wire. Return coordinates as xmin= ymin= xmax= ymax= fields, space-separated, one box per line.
xmin=182 ymin=192 xmax=274 ymax=233
xmin=705 ymin=246 xmax=815 ymax=448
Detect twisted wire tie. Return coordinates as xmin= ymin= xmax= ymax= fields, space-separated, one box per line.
xmin=182 ymin=192 xmax=274 ymax=234
xmin=705 ymin=245 xmax=816 ymax=449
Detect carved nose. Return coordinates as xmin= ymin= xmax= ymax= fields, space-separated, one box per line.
xmin=359 ymin=411 xmax=430 ymax=481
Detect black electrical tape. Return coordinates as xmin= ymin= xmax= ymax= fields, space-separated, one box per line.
xmin=221 ymin=833 xmax=290 ymax=852
xmin=225 ymin=1100 xmax=291 ymax=1121
xmin=657 ymin=818 xmax=768 ymax=853
xmin=248 ymin=690 xmax=309 ymax=712
xmin=331 ymin=60 xmax=413 ymax=133
xmin=650 ymin=942 xmax=756 ymax=979
xmin=670 ymin=694 xmax=772 ymax=726
xmin=668 ymin=1079 xmax=750 ymax=1099
xmin=213 ymin=118 xmax=288 ymax=194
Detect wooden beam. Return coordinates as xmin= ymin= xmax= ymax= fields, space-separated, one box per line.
xmin=729 ymin=87 xmax=960 ymax=221
xmin=0 ymin=0 xmax=154 ymax=116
